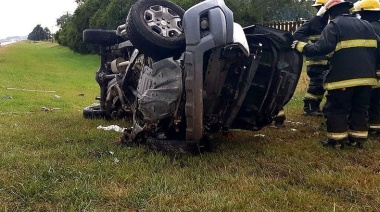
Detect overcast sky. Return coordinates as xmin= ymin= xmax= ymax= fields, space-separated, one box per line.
xmin=0 ymin=0 xmax=78 ymax=39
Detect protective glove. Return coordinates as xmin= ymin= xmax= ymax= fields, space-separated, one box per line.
xmin=291 ymin=40 xmax=307 ymax=53
xmin=291 ymin=40 xmax=299 ymax=49
xmin=316 ymin=6 xmax=326 ymax=17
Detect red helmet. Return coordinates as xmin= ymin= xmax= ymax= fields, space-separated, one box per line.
xmin=325 ymin=0 xmax=353 ymax=10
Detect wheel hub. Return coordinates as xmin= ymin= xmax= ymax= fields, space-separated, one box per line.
xmin=160 ymin=20 xmax=167 ymax=26
xmin=144 ymin=5 xmax=183 ymax=37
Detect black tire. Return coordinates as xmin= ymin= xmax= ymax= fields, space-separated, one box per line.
xmin=83 ymin=29 xmax=119 ymax=46
xmin=126 ymin=0 xmax=186 ymax=60
xmin=83 ymin=104 xmax=108 ymax=119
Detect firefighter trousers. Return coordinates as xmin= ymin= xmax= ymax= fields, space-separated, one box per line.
xmin=303 ymin=65 xmax=327 ymax=113
xmin=369 ymin=88 xmax=380 ymax=131
xmin=323 ymin=86 xmax=372 ymax=143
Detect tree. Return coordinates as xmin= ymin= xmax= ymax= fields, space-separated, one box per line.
xmin=28 ymin=24 xmax=49 ymax=41
xmin=56 ymin=0 xmax=112 ymax=53
xmin=75 ymin=0 xmax=88 ymax=5
xmin=44 ymin=27 xmax=52 ymax=39
xmin=56 ymin=13 xmax=73 ymax=27
xmin=250 ymin=0 xmax=315 ymax=23
xmin=89 ymin=0 xmax=134 ymax=29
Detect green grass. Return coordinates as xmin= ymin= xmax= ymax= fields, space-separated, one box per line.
xmin=1 ymin=41 xmax=380 ymax=211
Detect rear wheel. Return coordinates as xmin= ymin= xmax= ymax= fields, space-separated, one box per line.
xmin=83 ymin=104 xmax=107 ymax=119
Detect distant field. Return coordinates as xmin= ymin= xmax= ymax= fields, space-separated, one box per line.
xmin=0 ymin=41 xmax=379 ymax=211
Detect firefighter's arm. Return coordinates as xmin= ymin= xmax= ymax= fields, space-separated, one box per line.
xmin=293 ymin=20 xmax=311 ymax=42
xmin=293 ymin=23 xmax=337 ymax=57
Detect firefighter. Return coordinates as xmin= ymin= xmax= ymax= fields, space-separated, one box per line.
xmin=293 ymin=0 xmax=329 ymax=116
xmin=292 ymin=0 xmax=379 ymax=148
xmin=353 ymin=0 xmax=380 ymax=133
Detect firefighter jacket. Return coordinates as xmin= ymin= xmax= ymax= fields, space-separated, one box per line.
xmin=297 ymin=15 xmax=379 ymax=90
xmin=293 ymin=16 xmax=329 ymax=67
xmin=369 ymin=20 xmax=380 ymax=81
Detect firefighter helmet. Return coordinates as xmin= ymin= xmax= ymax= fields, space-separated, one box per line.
xmin=312 ymin=0 xmax=329 ymax=7
xmin=325 ymin=0 xmax=353 ymax=10
xmin=353 ymin=0 xmax=380 ymax=12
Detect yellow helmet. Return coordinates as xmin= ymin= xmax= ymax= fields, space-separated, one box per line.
xmin=353 ymin=0 xmax=380 ymax=12
xmin=312 ymin=0 xmax=329 ymax=7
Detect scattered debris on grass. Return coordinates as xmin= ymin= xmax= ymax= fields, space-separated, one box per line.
xmin=78 ymin=93 xmax=85 ymax=96
xmin=0 ymin=111 xmax=34 ymax=115
xmin=89 ymin=149 xmax=120 ymax=163
xmin=1 ymin=95 xmax=12 ymax=99
xmin=97 ymin=125 xmax=126 ymax=133
xmin=114 ymin=158 xmax=120 ymax=164
xmin=290 ymin=128 xmax=298 ymax=132
xmin=41 ymin=107 xmax=61 ymax=112
xmin=3 ymin=86 xmax=56 ymax=93
xmin=285 ymin=120 xmax=306 ymax=125
xmin=54 ymin=95 xmax=61 ymax=99
xmin=1 ymin=107 xmax=62 ymax=115
xmin=254 ymin=134 xmax=266 ymax=138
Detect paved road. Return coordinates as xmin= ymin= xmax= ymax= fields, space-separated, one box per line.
xmin=0 ymin=41 xmax=17 ymax=46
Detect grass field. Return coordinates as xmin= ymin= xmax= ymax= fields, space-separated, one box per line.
xmin=0 ymin=41 xmax=379 ymax=211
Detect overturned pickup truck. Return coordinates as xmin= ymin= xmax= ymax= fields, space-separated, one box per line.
xmin=83 ymin=0 xmax=302 ymax=151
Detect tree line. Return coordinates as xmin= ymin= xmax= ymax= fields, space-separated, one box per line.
xmin=54 ymin=0 xmax=316 ymax=54
xmin=28 ymin=25 xmax=52 ymax=41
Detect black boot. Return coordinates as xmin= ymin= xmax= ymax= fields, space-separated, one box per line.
xmin=368 ymin=123 xmax=380 ymax=135
xmin=303 ymin=99 xmax=323 ymax=117
xmin=320 ymin=139 xmax=348 ymax=149
xmin=347 ymin=137 xmax=365 ymax=149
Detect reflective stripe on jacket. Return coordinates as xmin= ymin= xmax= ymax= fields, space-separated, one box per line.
xmin=301 ymin=15 xmax=379 ymax=90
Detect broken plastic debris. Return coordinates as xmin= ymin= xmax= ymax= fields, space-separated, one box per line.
xmin=4 ymin=87 xmax=56 ymax=93
xmin=109 ymin=151 xmax=115 ymax=155
xmin=1 ymin=95 xmax=12 ymax=99
xmin=254 ymin=134 xmax=266 ymax=138
xmin=290 ymin=128 xmax=297 ymax=132
xmin=54 ymin=95 xmax=61 ymax=99
xmin=114 ymin=158 xmax=120 ymax=163
xmin=41 ymin=107 xmax=61 ymax=112
xmin=285 ymin=120 xmax=305 ymax=125
xmin=97 ymin=125 xmax=126 ymax=133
